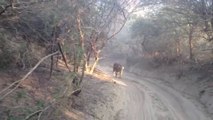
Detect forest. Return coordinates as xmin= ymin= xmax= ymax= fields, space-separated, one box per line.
xmin=0 ymin=0 xmax=212 ymax=120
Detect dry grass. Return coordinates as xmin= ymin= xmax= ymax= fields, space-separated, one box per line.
xmin=0 ymin=65 xmax=118 ymax=120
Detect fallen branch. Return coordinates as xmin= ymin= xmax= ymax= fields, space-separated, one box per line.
xmin=37 ymin=105 xmax=51 ymax=120
xmin=0 ymin=4 xmax=12 ymax=15
xmin=0 ymin=51 xmax=59 ymax=101
xmin=23 ymin=88 xmax=81 ymax=120
xmin=24 ymin=110 xmax=42 ymax=120
xmin=71 ymin=88 xmax=82 ymax=96
xmin=24 ymin=104 xmax=51 ymax=120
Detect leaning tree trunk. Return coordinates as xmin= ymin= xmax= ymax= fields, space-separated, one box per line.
xmin=77 ymin=12 xmax=86 ymax=84
xmin=87 ymin=36 xmax=101 ymax=74
xmin=89 ymin=57 xmax=100 ymax=74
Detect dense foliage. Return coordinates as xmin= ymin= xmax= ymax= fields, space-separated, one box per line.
xmin=131 ymin=0 xmax=213 ymax=64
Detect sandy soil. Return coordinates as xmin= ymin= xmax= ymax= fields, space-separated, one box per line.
xmin=71 ymin=70 xmax=125 ymax=120
xmin=0 ymin=65 xmax=211 ymax=120
xmin=82 ymin=65 xmax=212 ymax=120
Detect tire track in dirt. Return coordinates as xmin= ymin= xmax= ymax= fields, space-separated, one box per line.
xmin=115 ymin=79 xmax=178 ymax=120
xmin=98 ymin=66 xmax=211 ymax=120
xmin=121 ymin=72 xmax=211 ymax=120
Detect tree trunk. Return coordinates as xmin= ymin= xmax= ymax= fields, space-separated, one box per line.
xmin=211 ymin=0 xmax=213 ymax=30
xmin=85 ymin=51 xmax=91 ymax=72
xmin=188 ymin=24 xmax=193 ymax=60
xmin=89 ymin=57 xmax=100 ymax=74
xmin=73 ymin=46 xmax=78 ymax=72
xmin=58 ymin=43 xmax=71 ymax=72
xmin=201 ymin=0 xmax=209 ymax=31
xmin=77 ymin=12 xmax=86 ymax=83
xmin=79 ymin=59 xmax=86 ymax=84
xmin=89 ymin=50 xmax=101 ymax=74
xmin=87 ymin=51 xmax=91 ymax=66
xmin=176 ymin=39 xmax=180 ymax=57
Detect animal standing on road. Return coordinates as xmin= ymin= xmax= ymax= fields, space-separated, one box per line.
xmin=113 ymin=63 xmax=124 ymax=78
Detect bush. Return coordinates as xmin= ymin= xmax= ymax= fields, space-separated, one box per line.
xmin=0 ymin=34 xmax=16 ymax=69
xmin=0 ymin=50 xmax=16 ymax=69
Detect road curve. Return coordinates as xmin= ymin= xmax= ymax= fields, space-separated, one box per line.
xmin=101 ymin=66 xmax=211 ymax=120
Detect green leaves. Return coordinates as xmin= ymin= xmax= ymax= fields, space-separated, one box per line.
xmin=131 ymin=18 xmax=160 ymax=38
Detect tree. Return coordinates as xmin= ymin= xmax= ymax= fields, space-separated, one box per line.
xmin=131 ymin=0 xmax=213 ymax=64
xmin=0 ymin=0 xmax=137 ymax=86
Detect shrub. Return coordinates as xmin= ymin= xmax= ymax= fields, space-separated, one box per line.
xmin=0 ymin=34 xmax=16 ymax=69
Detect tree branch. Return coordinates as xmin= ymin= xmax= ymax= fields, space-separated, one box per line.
xmin=24 ymin=110 xmax=42 ymax=120
xmin=0 ymin=4 xmax=12 ymax=15
xmin=0 ymin=51 xmax=59 ymax=101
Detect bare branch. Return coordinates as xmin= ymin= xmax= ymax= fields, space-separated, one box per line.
xmin=24 ymin=110 xmax=42 ymax=120
xmin=0 ymin=51 xmax=59 ymax=101
xmin=0 ymin=4 xmax=12 ymax=15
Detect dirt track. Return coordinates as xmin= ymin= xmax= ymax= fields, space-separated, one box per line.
xmin=100 ymin=66 xmax=212 ymax=120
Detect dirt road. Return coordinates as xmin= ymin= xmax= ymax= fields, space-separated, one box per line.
xmin=100 ymin=66 xmax=212 ymax=120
